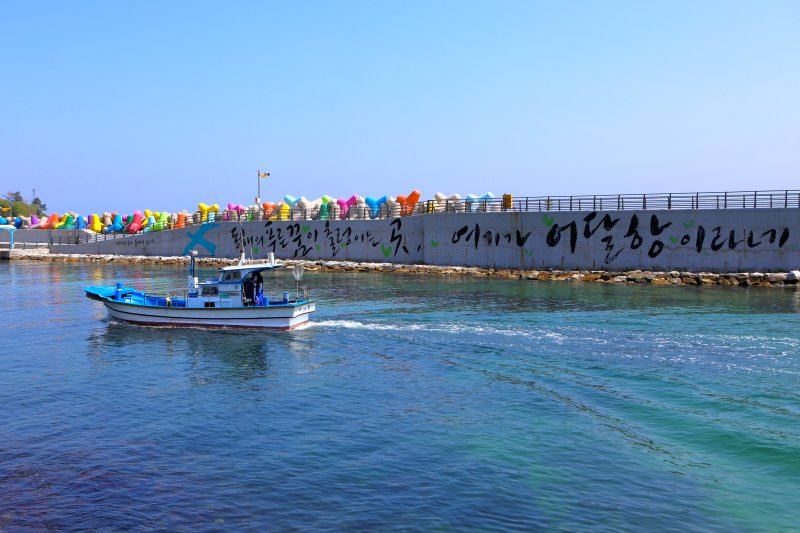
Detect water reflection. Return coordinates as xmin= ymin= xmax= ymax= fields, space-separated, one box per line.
xmin=87 ymin=322 xmax=289 ymax=386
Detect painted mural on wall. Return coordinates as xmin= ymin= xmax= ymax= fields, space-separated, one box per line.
xmin=543 ymin=211 xmax=791 ymax=265
xmin=228 ymin=218 xmax=417 ymax=260
xmin=62 ymin=209 xmax=798 ymax=271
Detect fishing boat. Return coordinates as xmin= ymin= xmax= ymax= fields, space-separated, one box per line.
xmin=85 ymin=251 xmax=315 ymax=330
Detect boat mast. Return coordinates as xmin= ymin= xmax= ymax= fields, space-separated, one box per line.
xmin=188 ymin=250 xmax=198 ymax=290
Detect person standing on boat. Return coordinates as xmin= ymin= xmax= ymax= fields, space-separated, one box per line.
xmin=243 ymin=275 xmax=255 ymax=306
xmin=254 ymin=272 xmax=264 ymax=305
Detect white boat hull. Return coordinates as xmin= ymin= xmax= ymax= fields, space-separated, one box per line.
xmin=103 ymin=300 xmax=315 ymax=330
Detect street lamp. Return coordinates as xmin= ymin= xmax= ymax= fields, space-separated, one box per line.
xmin=256 ymin=170 xmax=270 ymax=204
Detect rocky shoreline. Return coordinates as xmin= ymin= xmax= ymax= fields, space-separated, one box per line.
xmin=7 ymin=251 xmax=800 ymax=288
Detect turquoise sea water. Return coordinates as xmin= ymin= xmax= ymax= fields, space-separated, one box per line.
xmin=2 ymin=260 xmax=800 ymax=531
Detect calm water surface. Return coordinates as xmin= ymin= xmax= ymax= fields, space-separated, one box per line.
xmin=1 ymin=260 xmax=800 ymax=531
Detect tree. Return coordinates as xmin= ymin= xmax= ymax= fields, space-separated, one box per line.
xmin=1 ymin=190 xmax=48 ymax=216
xmin=31 ymin=197 xmax=47 ymax=215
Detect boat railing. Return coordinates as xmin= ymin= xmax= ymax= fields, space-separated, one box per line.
xmin=135 ymin=290 xmax=188 ymax=307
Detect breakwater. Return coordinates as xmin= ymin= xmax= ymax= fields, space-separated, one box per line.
xmin=28 ymin=207 xmax=799 ymax=273
xmin=10 ymin=251 xmax=800 ymax=289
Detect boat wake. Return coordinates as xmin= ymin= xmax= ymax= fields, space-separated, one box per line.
xmin=304 ymin=319 xmax=567 ymax=341
xmin=306 ymin=320 xmax=402 ymax=330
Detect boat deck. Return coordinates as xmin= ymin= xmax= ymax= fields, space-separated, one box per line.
xmin=85 ymin=285 xmax=305 ymax=309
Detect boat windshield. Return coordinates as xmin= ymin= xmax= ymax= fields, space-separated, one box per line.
xmin=220 ymin=270 xmax=242 ymax=282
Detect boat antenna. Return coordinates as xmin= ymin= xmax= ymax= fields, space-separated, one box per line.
xmin=292 ymin=264 xmax=304 ymax=299
xmin=236 ymin=197 xmax=254 ymax=260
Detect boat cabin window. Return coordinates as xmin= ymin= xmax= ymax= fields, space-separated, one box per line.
xmin=201 ymin=286 xmax=219 ymax=296
xmin=220 ymin=271 xmax=242 ymax=282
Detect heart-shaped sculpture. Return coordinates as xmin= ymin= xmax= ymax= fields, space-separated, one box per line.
xmin=386 ymin=196 xmax=401 ymax=217
xmin=89 ymin=214 xmax=103 ymax=232
xmin=365 ymin=195 xmax=388 ymax=218
xmin=466 ymin=192 xmax=495 ymax=212
xmin=142 ymin=215 xmax=156 ymax=232
xmin=433 ymin=192 xmax=462 ymax=212
xmin=126 ymin=211 xmax=144 ymax=233
xmin=156 ymin=211 xmax=170 ymax=230
xmin=319 ymin=202 xmax=331 ymax=220
xmin=352 ymin=196 xmax=368 ymax=219
xmin=48 ymin=213 xmax=62 ymax=229
xmin=397 ymin=189 xmax=421 ymax=216
xmin=197 ymin=203 xmax=219 ymax=223
xmin=175 ymin=212 xmax=187 ymax=229
xmin=296 ymin=197 xmax=317 ymax=219
xmin=105 ymin=213 xmax=124 ymax=233
xmin=336 ymin=195 xmax=358 ymax=219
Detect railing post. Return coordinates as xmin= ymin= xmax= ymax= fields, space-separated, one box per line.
xmin=569 ymin=196 xmax=573 ymax=211
xmin=617 ymin=195 xmax=621 ymax=210
xmin=786 ymin=190 xmax=789 ymax=208
xmin=593 ymin=195 xmax=596 ymax=210
xmin=754 ymin=191 xmax=757 ymax=209
xmin=668 ymin=194 xmax=672 ymax=209
xmin=642 ymin=194 xmax=646 ymax=210
xmin=724 ymin=192 xmax=727 ymax=209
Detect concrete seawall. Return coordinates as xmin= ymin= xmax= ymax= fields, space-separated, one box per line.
xmin=38 ymin=209 xmax=798 ymax=273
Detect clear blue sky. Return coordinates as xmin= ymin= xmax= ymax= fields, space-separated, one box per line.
xmin=1 ymin=0 xmax=797 ymax=215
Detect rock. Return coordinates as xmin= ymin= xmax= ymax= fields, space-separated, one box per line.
xmin=768 ymin=273 xmax=787 ymax=283
xmin=786 ymin=270 xmax=800 ymax=283
xmin=627 ymin=271 xmax=649 ymax=282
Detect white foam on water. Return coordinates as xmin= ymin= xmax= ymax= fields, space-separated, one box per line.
xmin=306 ymin=319 xmax=569 ymax=342
xmin=306 ymin=320 xmax=407 ymax=330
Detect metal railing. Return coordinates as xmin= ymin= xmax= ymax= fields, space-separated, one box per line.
xmin=480 ymin=190 xmax=800 ymax=212
xmin=41 ymin=190 xmax=800 ymax=245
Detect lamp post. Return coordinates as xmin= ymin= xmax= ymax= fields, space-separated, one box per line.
xmin=256 ymin=170 xmax=270 ymax=204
